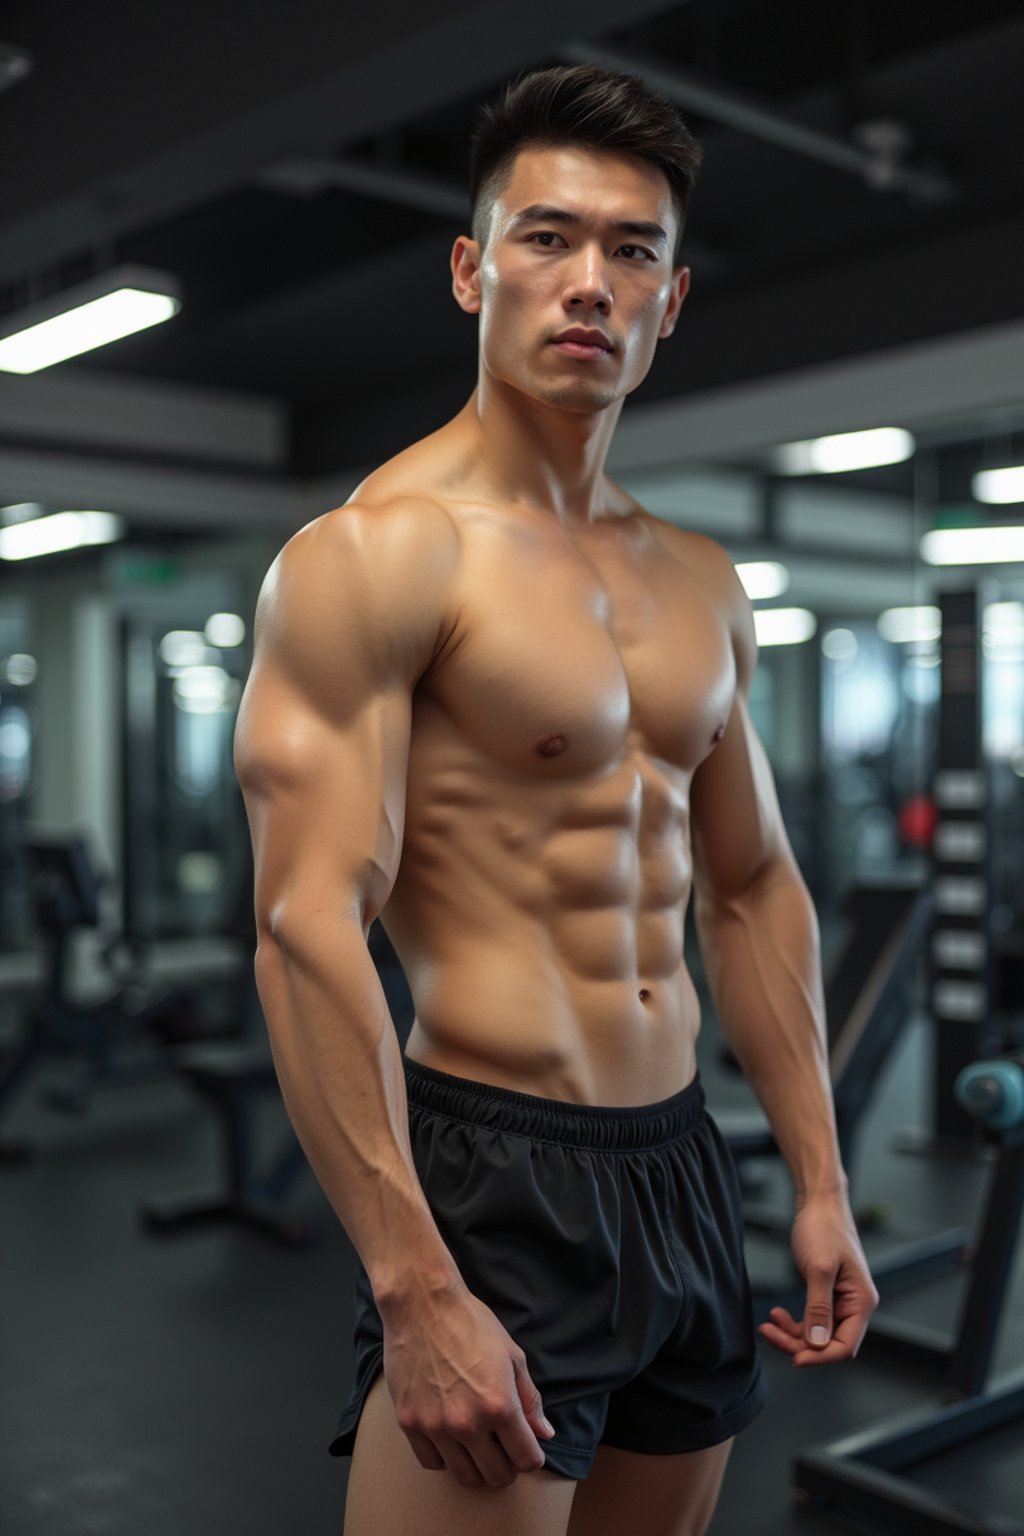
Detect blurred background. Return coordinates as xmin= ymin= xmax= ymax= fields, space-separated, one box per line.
xmin=2 ymin=3 xmax=1024 ymax=1534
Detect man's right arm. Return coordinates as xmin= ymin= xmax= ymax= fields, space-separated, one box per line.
xmin=233 ymin=498 xmax=460 ymax=1307
xmin=233 ymin=500 xmax=554 ymax=1487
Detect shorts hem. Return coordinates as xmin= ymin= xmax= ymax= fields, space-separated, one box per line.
xmin=328 ymin=1350 xmax=383 ymax=1459
xmin=326 ymin=1353 xmax=593 ymax=1481
xmin=599 ymin=1372 xmax=768 ymax=1457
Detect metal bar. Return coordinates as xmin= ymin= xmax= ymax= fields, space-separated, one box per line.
xmin=795 ymin=1446 xmax=1024 ymax=1535
xmin=814 ymin=1370 xmax=1024 ymax=1471
xmin=560 ymin=40 xmax=957 ymax=204
xmin=947 ymin=1136 xmax=1024 ymax=1395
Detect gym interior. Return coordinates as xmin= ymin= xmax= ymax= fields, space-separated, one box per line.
xmin=2 ymin=4 xmax=1024 ymax=1533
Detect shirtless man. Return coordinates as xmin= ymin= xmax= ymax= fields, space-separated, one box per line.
xmin=234 ymin=63 xmax=878 ymax=1536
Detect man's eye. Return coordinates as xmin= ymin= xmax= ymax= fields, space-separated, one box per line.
xmin=529 ymin=232 xmax=563 ymax=246
xmin=620 ymin=245 xmax=655 ymax=261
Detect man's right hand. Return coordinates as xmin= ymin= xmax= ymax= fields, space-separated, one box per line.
xmin=381 ymin=1282 xmax=556 ymax=1489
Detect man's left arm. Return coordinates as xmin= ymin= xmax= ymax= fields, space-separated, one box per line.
xmin=687 ymin=539 xmax=879 ymax=1367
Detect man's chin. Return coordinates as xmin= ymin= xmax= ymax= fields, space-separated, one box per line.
xmin=533 ymin=381 xmax=620 ymax=414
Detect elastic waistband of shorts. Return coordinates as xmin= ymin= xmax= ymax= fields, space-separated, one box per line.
xmin=402 ymin=1059 xmax=706 ymax=1150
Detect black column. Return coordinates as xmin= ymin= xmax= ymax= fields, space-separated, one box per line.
xmin=930 ymin=587 xmax=994 ymax=1139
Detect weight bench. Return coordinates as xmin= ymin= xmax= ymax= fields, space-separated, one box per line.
xmin=141 ymin=942 xmax=414 ymax=1248
xmin=140 ymin=1039 xmax=316 ymax=1248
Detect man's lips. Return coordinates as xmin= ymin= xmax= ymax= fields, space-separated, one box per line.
xmin=552 ymin=329 xmax=613 ymax=351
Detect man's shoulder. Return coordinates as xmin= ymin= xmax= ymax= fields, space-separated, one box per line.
xmin=638 ymin=512 xmax=738 ymax=585
xmin=288 ymin=485 xmax=461 ymax=571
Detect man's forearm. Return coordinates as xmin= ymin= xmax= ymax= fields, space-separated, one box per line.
xmin=255 ymin=914 xmax=462 ymax=1308
xmin=695 ymin=860 xmax=846 ymax=1198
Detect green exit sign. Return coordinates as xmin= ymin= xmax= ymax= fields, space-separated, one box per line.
xmin=113 ymin=552 xmax=182 ymax=585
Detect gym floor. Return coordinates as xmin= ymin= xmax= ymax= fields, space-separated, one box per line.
xmin=3 ymin=993 xmax=1023 ymax=1535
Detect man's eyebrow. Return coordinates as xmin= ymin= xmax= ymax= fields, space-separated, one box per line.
xmin=509 ymin=203 xmax=668 ymax=244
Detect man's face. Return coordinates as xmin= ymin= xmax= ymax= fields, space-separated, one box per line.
xmin=454 ymin=143 xmax=690 ymax=415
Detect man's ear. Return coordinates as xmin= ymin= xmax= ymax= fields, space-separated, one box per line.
xmin=659 ymin=265 xmax=691 ymax=340
xmin=451 ymin=236 xmax=483 ymax=315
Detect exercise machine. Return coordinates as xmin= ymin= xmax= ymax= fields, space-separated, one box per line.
xmin=718 ymin=881 xmax=969 ymax=1310
xmin=0 ymin=834 xmax=217 ymax=1161
xmin=793 ymin=1051 xmax=1024 ymax=1535
xmin=140 ymin=922 xmax=414 ymax=1248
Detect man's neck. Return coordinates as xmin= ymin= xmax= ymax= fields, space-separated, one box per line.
xmin=457 ymin=374 xmax=626 ymax=526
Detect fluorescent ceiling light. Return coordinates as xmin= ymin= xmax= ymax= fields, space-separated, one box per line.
xmin=921 ymin=525 xmax=1024 ymax=565
xmin=973 ymin=466 xmax=1024 ymax=504
xmin=877 ymin=605 xmax=942 ymax=643
xmin=0 ymin=265 xmax=181 ymax=374
xmin=205 ymin=613 xmax=246 ymax=648
xmin=160 ymin=631 xmax=209 ymax=668
xmin=753 ymin=607 xmax=817 ymax=646
xmin=774 ymin=427 xmax=915 ymax=475
xmin=736 ymin=561 xmax=789 ymax=600
xmin=0 ymin=510 xmax=124 ymax=561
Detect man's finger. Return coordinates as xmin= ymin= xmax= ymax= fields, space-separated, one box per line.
xmin=802 ymin=1266 xmax=836 ymax=1348
xmin=757 ymin=1321 xmax=803 ymax=1357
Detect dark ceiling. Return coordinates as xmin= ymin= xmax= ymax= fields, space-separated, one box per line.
xmin=1 ymin=0 xmax=1023 ymax=487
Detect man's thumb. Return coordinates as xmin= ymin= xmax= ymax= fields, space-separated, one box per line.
xmin=517 ymin=1362 xmax=557 ymax=1437
xmin=804 ymin=1283 xmax=833 ymax=1348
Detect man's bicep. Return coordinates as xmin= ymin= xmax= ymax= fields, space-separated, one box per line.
xmin=689 ymin=691 xmax=795 ymax=912
xmin=237 ymin=654 xmax=414 ymax=943
xmin=234 ymin=505 xmax=447 ymax=941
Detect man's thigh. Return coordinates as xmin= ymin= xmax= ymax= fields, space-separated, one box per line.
xmin=344 ymin=1373 xmax=578 ymax=1536
xmin=567 ymin=1438 xmax=734 ymax=1536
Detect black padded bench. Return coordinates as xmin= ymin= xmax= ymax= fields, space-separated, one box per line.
xmin=140 ymin=1040 xmax=316 ymax=1248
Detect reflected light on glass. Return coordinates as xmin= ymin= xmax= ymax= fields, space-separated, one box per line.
xmin=922 ymin=526 xmax=1024 ymax=564
xmin=983 ymin=600 xmax=1024 ymax=661
xmin=177 ymin=851 xmax=223 ymax=894
xmin=205 ymin=612 xmax=246 ymax=648
xmin=172 ymin=665 xmax=240 ymax=713
xmin=984 ymin=601 xmax=1024 ymax=639
xmin=822 ymin=628 xmax=858 ymax=662
xmin=753 ymin=607 xmax=817 ymax=646
xmin=160 ymin=630 xmax=208 ymax=668
xmin=5 ymin=653 xmax=37 ymax=685
xmin=735 ymin=562 xmax=790 ymax=600
xmin=0 ymin=510 xmax=124 ymax=561
xmin=974 ymin=466 xmax=1024 ymax=505
xmin=0 ymin=716 xmax=31 ymax=759
xmin=877 ymin=606 xmax=942 ymax=644
xmin=774 ymin=427 xmax=914 ymax=475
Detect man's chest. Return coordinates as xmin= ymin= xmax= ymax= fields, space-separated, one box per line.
xmin=422 ymin=509 xmax=737 ymax=779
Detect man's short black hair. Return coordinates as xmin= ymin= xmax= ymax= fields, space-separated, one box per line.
xmin=468 ymin=63 xmax=703 ymax=265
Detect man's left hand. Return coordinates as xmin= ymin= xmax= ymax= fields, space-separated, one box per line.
xmin=757 ymin=1191 xmax=879 ymax=1367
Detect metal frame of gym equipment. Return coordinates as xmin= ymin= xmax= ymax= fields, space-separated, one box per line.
xmin=720 ymin=882 xmax=970 ymax=1313
xmin=140 ymin=930 xmax=415 ymax=1248
xmin=0 ymin=837 xmax=151 ymax=1158
xmin=793 ymin=1119 xmax=1024 ymax=1536
xmin=140 ymin=1041 xmax=316 ymax=1248
xmin=0 ymin=835 xmax=238 ymax=1162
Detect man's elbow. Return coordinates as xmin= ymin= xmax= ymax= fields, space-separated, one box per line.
xmin=694 ymin=847 xmax=809 ymax=928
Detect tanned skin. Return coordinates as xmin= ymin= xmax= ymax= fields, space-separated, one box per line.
xmin=234 ymin=143 xmax=878 ymax=1532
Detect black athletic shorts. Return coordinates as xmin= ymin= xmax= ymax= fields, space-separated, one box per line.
xmin=328 ymin=1060 xmax=767 ymax=1480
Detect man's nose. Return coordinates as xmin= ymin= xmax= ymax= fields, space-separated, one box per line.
xmin=564 ymin=246 xmax=612 ymax=310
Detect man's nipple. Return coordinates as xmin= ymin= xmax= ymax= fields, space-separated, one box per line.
xmin=535 ymin=733 xmax=568 ymax=758
xmin=711 ymin=723 xmax=725 ymax=744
